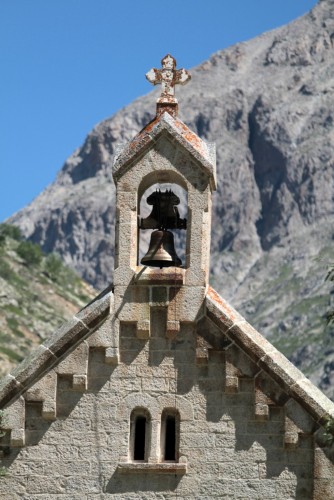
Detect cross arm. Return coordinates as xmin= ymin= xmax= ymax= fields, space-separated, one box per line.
xmin=146 ymin=68 xmax=162 ymax=85
xmin=175 ymin=69 xmax=191 ymax=85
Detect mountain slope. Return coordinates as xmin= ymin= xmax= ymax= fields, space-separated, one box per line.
xmin=0 ymin=227 xmax=96 ymax=376
xmin=8 ymin=0 xmax=334 ymax=397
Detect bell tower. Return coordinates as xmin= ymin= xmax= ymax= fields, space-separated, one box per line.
xmin=111 ymin=54 xmax=216 ymax=350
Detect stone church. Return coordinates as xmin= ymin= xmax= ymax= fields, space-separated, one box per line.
xmin=1 ymin=55 xmax=334 ymax=499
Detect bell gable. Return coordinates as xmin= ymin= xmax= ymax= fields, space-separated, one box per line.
xmin=1 ymin=55 xmax=334 ymax=499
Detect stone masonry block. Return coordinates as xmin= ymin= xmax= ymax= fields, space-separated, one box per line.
xmin=150 ymin=286 xmax=168 ymax=306
xmin=72 ymin=375 xmax=87 ymax=392
xmin=285 ymin=398 xmax=317 ymax=434
xmin=284 ymin=416 xmax=300 ymax=449
xmin=43 ymin=317 xmax=90 ymax=359
xmin=225 ymin=349 xmax=240 ymax=394
xmin=41 ymin=399 xmax=57 ymax=421
xmin=314 ymin=446 xmax=334 ymax=479
xmin=10 ymin=345 xmax=57 ymax=390
xmin=87 ymin=316 xmax=114 ymax=348
xmin=313 ymin=478 xmax=334 ymax=499
xmin=227 ymin=321 xmax=276 ymax=364
xmin=196 ymin=335 xmax=210 ymax=364
xmin=227 ymin=344 xmax=259 ymax=379
xmin=0 ymin=398 xmax=21 ymax=430
xmin=205 ymin=290 xmax=245 ymax=332
xmin=134 ymin=266 xmax=184 ymax=285
xmin=113 ymin=266 xmax=136 ymax=287
xmin=115 ymin=287 xmax=150 ymax=322
xmin=115 ymin=222 xmax=134 ymax=259
xmin=116 ymin=191 xmax=137 ymax=212
xmin=130 ymin=286 xmax=150 ymax=306
xmin=185 ymin=267 xmax=206 ymax=287
xmin=56 ymin=342 xmax=89 ymax=386
xmin=258 ymin=351 xmax=305 ymax=394
xmin=254 ymin=403 xmax=270 ymax=421
xmin=179 ymin=287 xmax=206 ymax=323
xmin=187 ymin=253 xmax=202 ymax=275
xmin=136 ymin=319 xmax=150 ymax=339
xmin=0 ymin=375 xmax=21 ymax=408
xmin=75 ymin=292 xmax=110 ymax=330
xmin=187 ymin=223 xmax=206 ymax=257
xmin=167 ymin=320 xmax=180 ymax=338
xmin=1 ymin=396 xmax=25 ymax=446
xmin=225 ymin=376 xmax=239 ymax=394
xmin=25 ymin=371 xmax=57 ymax=421
xmin=188 ymin=190 xmax=210 ymax=211
xmin=10 ymin=428 xmax=25 ymax=448
xmin=105 ymin=347 xmax=119 ymax=364
xmin=254 ymin=383 xmax=272 ymax=421
xmin=113 ymin=285 xmax=127 ymax=311
xmin=256 ymin=371 xmax=289 ymax=407
xmin=290 ymin=378 xmax=334 ymax=424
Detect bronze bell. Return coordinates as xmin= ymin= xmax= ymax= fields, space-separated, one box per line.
xmin=141 ymin=230 xmax=182 ymax=268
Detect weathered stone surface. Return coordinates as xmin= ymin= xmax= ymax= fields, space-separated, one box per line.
xmin=0 ymin=375 xmax=22 ymax=408
xmin=0 ymin=318 xmax=321 ymax=497
xmin=43 ymin=317 xmax=90 ymax=358
xmin=10 ymin=345 xmax=57 ymax=389
xmin=74 ymin=291 xmax=111 ymax=330
xmin=2 ymin=5 xmax=334 ymax=497
xmin=8 ymin=0 xmax=334 ymax=399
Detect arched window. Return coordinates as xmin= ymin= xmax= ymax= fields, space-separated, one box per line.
xmin=161 ymin=409 xmax=180 ymax=462
xmin=130 ymin=408 xmax=151 ymax=462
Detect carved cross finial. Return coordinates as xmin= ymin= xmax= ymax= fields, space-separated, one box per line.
xmin=146 ymin=54 xmax=191 ymax=117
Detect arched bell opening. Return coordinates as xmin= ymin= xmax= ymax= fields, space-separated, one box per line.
xmin=138 ymin=178 xmax=188 ymax=269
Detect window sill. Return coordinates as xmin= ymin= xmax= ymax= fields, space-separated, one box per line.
xmin=117 ymin=462 xmax=187 ymax=474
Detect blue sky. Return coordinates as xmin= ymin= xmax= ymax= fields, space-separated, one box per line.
xmin=0 ymin=0 xmax=317 ymax=222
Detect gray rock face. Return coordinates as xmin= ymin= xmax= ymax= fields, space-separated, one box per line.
xmin=9 ymin=0 xmax=334 ymax=397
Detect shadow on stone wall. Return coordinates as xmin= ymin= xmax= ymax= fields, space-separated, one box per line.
xmin=106 ymin=469 xmax=182 ymax=494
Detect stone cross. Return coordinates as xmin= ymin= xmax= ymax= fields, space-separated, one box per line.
xmin=146 ymin=54 xmax=191 ymax=111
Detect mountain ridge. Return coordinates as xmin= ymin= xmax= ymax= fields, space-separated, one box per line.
xmin=8 ymin=0 xmax=334 ymax=398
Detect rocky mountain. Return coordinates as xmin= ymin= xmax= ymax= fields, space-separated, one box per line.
xmin=0 ymin=225 xmax=96 ymax=376
xmin=8 ymin=0 xmax=334 ymax=398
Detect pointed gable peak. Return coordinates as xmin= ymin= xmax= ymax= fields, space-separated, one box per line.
xmin=113 ymin=111 xmax=216 ymax=189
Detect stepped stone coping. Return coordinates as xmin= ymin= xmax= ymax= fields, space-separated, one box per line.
xmin=113 ymin=111 xmax=216 ymax=189
xmin=206 ymin=285 xmax=334 ymax=425
xmin=0 ymin=287 xmax=112 ymax=408
xmin=1 ymin=279 xmax=334 ymax=430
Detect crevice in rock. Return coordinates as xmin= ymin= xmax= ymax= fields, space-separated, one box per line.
xmin=248 ymin=98 xmax=288 ymax=251
xmin=194 ymin=113 xmax=210 ymax=139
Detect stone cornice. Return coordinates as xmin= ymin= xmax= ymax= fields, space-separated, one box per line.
xmin=206 ymin=285 xmax=334 ymax=424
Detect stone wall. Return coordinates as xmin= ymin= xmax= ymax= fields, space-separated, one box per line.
xmin=0 ymin=304 xmax=327 ymax=499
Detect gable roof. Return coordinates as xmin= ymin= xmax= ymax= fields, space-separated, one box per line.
xmin=206 ymin=286 xmax=334 ymax=425
xmin=1 ymin=284 xmax=333 ymax=428
xmin=0 ymin=287 xmax=111 ymax=408
xmin=112 ymin=111 xmax=216 ymax=189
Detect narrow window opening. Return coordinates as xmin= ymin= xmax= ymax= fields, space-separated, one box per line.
xmin=161 ymin=409 xmax=179 ymax=462
xmin=164 ymin=415 xmax=176 ymax=461
xmin=134 ymin=416 xmax=146 ymax=461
